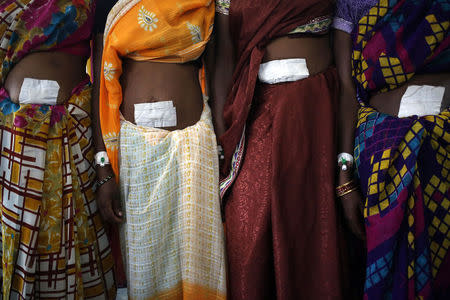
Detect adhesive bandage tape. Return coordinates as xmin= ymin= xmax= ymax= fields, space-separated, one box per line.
xmin=18 ymin=78 xmax=60 ymax=105
xmin=398 ymin=85 xmax=444 ymax=118
xmin=134 ymin=101 xmax=177 ymax=128
xmin=258 ymin=58 xmax=310 ymax=84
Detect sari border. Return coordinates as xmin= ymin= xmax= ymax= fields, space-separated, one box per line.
xmin=104 ymin=0 xmax=141 ymax=42
xmin=219 ymin=127 xmax=246 ymax=200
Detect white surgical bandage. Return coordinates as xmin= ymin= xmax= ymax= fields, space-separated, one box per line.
xmin=18 ymin=78 xmax=60 ymax=105
xmin=134 ymin=101 xmax=177 ymax=128
xmin=398 ymin=85 xmax=445 ymax=118
xmin=258 ymin=58 xmax=310 ymax=84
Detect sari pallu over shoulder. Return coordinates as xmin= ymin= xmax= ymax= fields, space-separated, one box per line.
xmin=99 ymin=0 xmax=214 ymax=177
xmin=218 ymin=0 xmax=334 ymax=183
xmin=350 ymin=1 xmax=450 ymax=298
xmin=351 ymin=0 xmax=450 ymax=102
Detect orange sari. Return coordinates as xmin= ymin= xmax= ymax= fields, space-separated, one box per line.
xmin=99 ymin=0 xmax=214 ymax=176
xmin=98 ymin=2 xmax=226 ymax=299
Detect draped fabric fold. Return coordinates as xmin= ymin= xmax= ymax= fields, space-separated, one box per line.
xmin=0 ymin=1 xmax=116 ymax=298
xmin=217 ymin=0 xmax=347 ymax=298
xmin=218 ymin=0 xmax=334 ymax=178
xmin=99 ymin=1 xmax=226 ymax=299
xmin=99 ymin=0 xmax=214 ymax=177
xmin=119 ymin=99 xmax=227 ymax=299
xmin=351 ymin=0 xmax=450 ymax=298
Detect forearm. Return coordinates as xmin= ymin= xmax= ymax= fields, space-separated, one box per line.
xmin=334 ymin=30 xmax=359 ymax=180
xmin=91 ymin=34 xmax=116 ymax=179
xmin=92 ymin=34 xmax=107 ymax=153
xmin=210 ymin=13 xmax=235 ymax=138
xmin=337 ymin=83 xmax=359 ymax=154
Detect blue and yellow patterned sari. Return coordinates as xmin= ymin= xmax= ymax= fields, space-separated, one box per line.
xmin=352 ymin=0 xmax=450 ymax=299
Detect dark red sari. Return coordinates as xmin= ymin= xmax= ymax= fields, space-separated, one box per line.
xmin=219 ymin=0 xmax=346 ymax=299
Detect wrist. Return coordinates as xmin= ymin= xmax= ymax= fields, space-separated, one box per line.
xmin=336 ymin=178 xmax=359 ymax=198
xmin=96 ymin=164 xmax=114 ymax=179
xmin=338 ymin=169 xmax=354 ymax=183
xmin=93 ymin=173 xmax=115 ymax=192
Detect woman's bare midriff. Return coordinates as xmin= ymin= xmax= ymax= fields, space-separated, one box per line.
xmin=369 ymin=73 xmax=450 ymax=116
xmin=119 ymin=59 xmax=203 ymax=130
xmin=263 ymin=34 xmax=333 ymax=75
xmin=4 ymin=51 xmax=88 ymax=104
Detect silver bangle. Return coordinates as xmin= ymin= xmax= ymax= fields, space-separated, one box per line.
xmin=337 ymin=152 xmax=354 ymax=171
xmin=95 ymin=151 xmax=110 ymax=168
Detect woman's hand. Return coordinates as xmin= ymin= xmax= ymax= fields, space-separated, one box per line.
xmin=92 ymin=34 xmax=122 ymax=224
xmin=95 ymin=166 xmax=123 ymax=224
xmin=333 ymin=29 xmax=366 ymax=240
xmin=338 ymin=170 xmax=366 ymax=240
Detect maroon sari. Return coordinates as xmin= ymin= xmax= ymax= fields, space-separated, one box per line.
xmin=219 ymin=0 xmax=346 ymax=299
xmin=220 ymin=0 xmax=335 ymax=171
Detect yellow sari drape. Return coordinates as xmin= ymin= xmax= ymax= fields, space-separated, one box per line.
xmin=99 ymin=0 xmax=214 ymax=176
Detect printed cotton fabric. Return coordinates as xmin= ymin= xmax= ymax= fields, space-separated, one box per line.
xmin=119 ymin=101 xmax=227 ymax=299
xmin=0 ymin=83 xmax=116 ymax=299
xmin=99 ymin=0 xmax=214 ymax=177
xmin=0 ymin=0 xmax=93 ymax=80
xmin=351 ymin=0 xmax=450 ymax=100
xmin=0 ymin=0 xmax=116 ymax=298
xmin=355 ymin=106 xmax=450 ymax=299
xmin=350 ymin=0 xmax=450 ymax=298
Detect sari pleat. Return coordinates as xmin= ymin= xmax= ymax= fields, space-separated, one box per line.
xmin=0 ymin=83 xmax=116 ymax=299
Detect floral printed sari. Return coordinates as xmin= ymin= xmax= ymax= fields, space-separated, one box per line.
xmin=0 ymin=1 xmax=116 ymax=298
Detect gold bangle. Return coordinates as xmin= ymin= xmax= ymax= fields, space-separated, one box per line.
xmin=336 ymin=179 xmax=358 ymax=197
xmin=336 ymin=179 xmax=356 ymax=189
xmin=337 ymin=186 xmax=359 ymax=198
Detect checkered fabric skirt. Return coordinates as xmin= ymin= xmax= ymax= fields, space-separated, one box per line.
xmin=355 ymin=106 xmax=450 ymax=298
xmin=119 ymin=101 xmax=227 ymax=299
xmin=0 ymin=83 xmax=116 ymax=299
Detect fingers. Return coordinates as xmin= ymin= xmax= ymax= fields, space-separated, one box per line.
xmin=112 ymin=194 xmax=124 ymax=220
xmin=99 ymin=200 xmax=123 ymax=224
xmin=343 ymin=203 xmax=365 ymax=239
xmin=97 ymin=189 xmax=122 ymax=224
xmin=340 ymin=192 xmax=366 ymax=240
xmin=356 ymin=197 xmax=366 ymax=240
xmin=96 ymin=180 xmax=123 ymax=224
xmin=350 ymin=216 xmax=366 ymax=240
xmin=359 ymin=199 xmax=365 ymax=216
xmin=345 ymin=212 xmax=365 ymax=240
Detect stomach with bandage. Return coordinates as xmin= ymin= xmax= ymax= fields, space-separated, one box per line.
xmin=118 ymin=59 xmax=204 ymax=130
xmin=368 ymin=72 xmax=450 ymax=117
xmin=4 ymin=51 xmax=89 ymax=105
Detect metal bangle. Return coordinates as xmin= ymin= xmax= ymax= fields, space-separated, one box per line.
xmin=336 ymin=179 xmax=358 ymax=197
xmin=337 ymin=152 xmax=354 ymax=171
xmin=337 ymin=186 xmax=359 ymax=198
xmin=94 ymin=174 xmax=114 ymax=191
